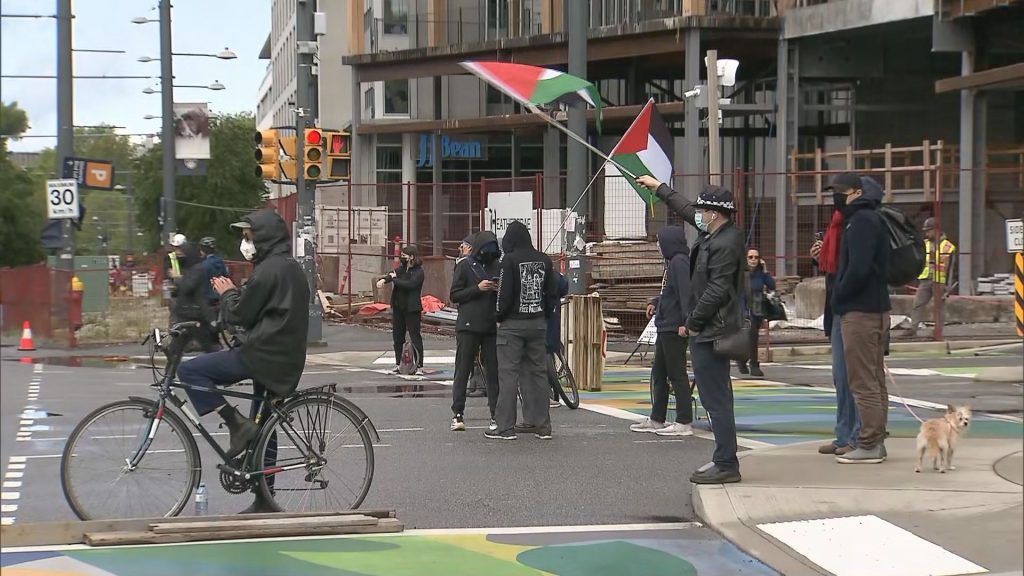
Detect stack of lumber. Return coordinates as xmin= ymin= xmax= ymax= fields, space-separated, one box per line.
xmin=775 ymin=275 xmax=802 ymax=295
xmin=82 ymin=510 xmax=403 ymax=547
xmin=563 ymin=294 xmax=605 ymax=392
xmin=589 ymin=242 xmax=664 ymax=335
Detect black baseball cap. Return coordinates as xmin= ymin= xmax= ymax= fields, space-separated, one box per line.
xmin=824 ymin=172 xmax=862 ymax=193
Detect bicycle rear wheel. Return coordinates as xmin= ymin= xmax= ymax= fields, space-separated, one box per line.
xmin=61 ymin=399 xmax=200 ymax=520
xmin=552 ymin=349 xmax=580 ymax=409
xmin=255 ymin=395 xmax=374 ymax=512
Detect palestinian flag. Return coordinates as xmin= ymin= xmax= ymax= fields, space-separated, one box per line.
xmin=610 ymin=98 xmax=674 ymax=206
xmin=460 ymin=61 xmax=603 ymax=132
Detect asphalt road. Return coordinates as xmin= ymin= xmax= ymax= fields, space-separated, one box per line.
xmin=0 ymin=351 xmax=709 ymax=529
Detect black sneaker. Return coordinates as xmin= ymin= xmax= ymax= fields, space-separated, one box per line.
xmin=484 ymin=429 xmax=516 ymax=440
xmin=534 ymin=430 xmax=553 ymax=440
xmin=737 ymin=362 xmax=749 ymax=375
xmin=689 ymin=465 xmax=742 ymax=484
xmin=450 ymin=414 xmax=465 ymax=431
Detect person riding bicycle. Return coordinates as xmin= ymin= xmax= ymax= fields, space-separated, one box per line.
xmin=176 ymin=210 xmax=309 ymax=509
xmin=198 ymin=236 xmax=229 ymax=308
xmin=172 ymin=241 xmax=220 ymax=353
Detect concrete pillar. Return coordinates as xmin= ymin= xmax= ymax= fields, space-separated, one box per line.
xmin=402 ymin=132 xmax=417 ymax=244
xmin=774 ymin=38 xmax=793 ymax=276
xmin=543 ymin=125 xmax=561 ymax=208
xmin=958 ymin=50 xmax=976 ymax=294
xmin=682 ymin=29 xmax=702 ymax=247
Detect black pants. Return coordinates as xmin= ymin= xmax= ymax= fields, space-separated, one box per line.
xmin=651 ymin=332 xmax=692 ymax=424
xmin=747 ymin=317 xmax=762 ymax=366
xmin=691 ymin=340 xmax=739 ymax=472
xmin=451 ymin=331 xmax=498 ymax=417
xmin=392 ymin=310 xmax=424 ymax=367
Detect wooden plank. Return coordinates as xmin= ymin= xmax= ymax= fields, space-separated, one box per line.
xmin=935 ymin=62 xmax=1024 ymax=94
xmin=84 ymin=519 xmax=405 ymax=547
xmin=922 ymin=139 xmax=932 ymax=201
xmin=148 ymin=514 xmax=377 ymax=534
xmin=884 ymin=143 xmax=893 ymax=203
xmin=814 ymin=148 xmax=823 ymax=205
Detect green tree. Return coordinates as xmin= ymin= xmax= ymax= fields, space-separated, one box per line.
xmin=135 ymin=112 xmax=266 ymax=259
xmin=0 ymin=101 xmax=44 ymax=267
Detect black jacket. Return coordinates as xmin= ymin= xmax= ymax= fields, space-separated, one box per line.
xmin=652 ymin=226 xmax=691 ymax=333
xmin=386 ymin=261 xmax=424 ymax=312
xmin=495 ymin=221 xmax=558 ymax=323
xmin=656 ymin=184 xmax=746 ymax=343
xmin=832 ymin=197 xmax=891 ymax=316
xmin=172 ymin=242 xmax=213 ymax=324
xmin=219 ymin=210 xmax=309 ymax=397
xmin=450 ymin=231 xmax=501 ymax=333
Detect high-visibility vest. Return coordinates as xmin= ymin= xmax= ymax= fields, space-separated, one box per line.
xmin=918 ymin=237 xmax=956 ymax=283
xmin=168 ymin=252 xmax=181 ymax=277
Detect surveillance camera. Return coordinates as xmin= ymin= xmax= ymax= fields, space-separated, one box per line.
xmin=683 ymin=87 xmax=702 ymax=99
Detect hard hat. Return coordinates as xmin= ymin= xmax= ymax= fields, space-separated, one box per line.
xmin=922 ymin=217 xmax=935 ymax=231
xmin=170 ymin=233 xmax=187 ymax=247
xmin=199 ymin=236 xmax=217 ymax=251
xmin=71 ymin=276 xmax=84 ymax=291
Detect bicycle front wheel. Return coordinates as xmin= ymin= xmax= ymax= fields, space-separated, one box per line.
xmin=61 ymin=399 xmax=200 ymax=520
xmin=255 ymin=395 xmax=374 ymax=513
xmin=553 ymin=349 xmax=580 ymax=409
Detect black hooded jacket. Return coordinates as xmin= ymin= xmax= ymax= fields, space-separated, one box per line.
xmin=387 ymin=259 xmax=424 ymax=312
xmin=450 ymin=231 xmax=501 ymax=333
xmin=172 ymin=242 xmax=213 ymax=324
xmin=495 ymin=221 xmax=558 ymax=323
xmin=219 ymin=210 xmax=309 ymax=397
xmin=832 ymin=183 xmax=891 ymax=316
xmin=652 ymin=226 xmax=692 ymax=333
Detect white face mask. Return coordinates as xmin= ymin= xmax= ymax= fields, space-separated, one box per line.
xmin=240 ymin=239 xmax=256 ymax=261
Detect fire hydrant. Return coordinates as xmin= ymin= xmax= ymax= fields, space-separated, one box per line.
xmin=69 ymin=276 xmax=84 ymax=347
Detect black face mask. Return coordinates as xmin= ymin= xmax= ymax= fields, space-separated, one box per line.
xmin=832 ymin=191 xmax=848 ymax=210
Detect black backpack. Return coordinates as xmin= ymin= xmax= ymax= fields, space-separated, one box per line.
xmin=878 ymin=206 xmax=925 ymax=287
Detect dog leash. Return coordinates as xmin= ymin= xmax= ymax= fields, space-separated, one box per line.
xmin=883 ymin=361 xmax=927 ymax=424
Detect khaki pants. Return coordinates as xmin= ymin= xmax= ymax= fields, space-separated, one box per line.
xmin=910 ymin=280 xmax=944 ymax=329
xmin=840 ymin=311 xmax=890 ymax=450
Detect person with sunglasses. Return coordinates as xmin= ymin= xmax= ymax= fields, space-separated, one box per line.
xmin=740 ymin=248 xmax=775 ymax=378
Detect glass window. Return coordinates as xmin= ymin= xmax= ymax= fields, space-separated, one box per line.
xmin=382 ymin=0 xmax=408 ymax=34
xmin=384 ymin=80 xmax=410 ymax=115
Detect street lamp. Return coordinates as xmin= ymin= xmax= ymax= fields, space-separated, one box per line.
xmin=142 ymin=81 xmax=225 ymax=94
xmin=137 ymin=48 xmax=236 ymax=63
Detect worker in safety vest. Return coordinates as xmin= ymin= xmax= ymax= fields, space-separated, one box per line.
xmin=908 ymin=217 xmax=956 ymax=336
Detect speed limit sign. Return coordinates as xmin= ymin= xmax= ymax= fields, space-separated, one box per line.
xmin=46 ymin=179 xmax=80 ymax=219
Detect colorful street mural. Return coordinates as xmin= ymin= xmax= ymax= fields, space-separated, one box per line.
xmin=583 ymin=367 xmax=1023 ymax=445
xmin=0 ymin=525 xmax=777 ymax=575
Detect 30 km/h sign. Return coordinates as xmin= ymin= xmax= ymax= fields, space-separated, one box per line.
xmin=46 ymin=179 xmax=80 ymax=219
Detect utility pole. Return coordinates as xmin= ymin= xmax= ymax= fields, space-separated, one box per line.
xmin=56 ymin=0 xmax=74 ymax=259
xmin=566 ymin=0 xmax=588 ymax=251
xmin=707 ymin=50 xmax=721 ymax=186
xmin=296 ymin=0 xmax=323 ymax=344
xmin=159 ymin=0 xmax=176 ymax=245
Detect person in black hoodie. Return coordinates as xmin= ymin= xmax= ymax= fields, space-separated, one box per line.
xmin=637 ymin=176 xmax=746 ymax=485
xmin=629 ymin=225 xmax=693 ymax=437
xmin=449 ymin=231 xmax=501 ymax=431
xmin=486 ymin=221 xmax=558 ymax=440
xmin=831 ymin=175 xmax=891 ymax=465
xmin=171 ymin=241 xmax=219 ymax=353
xmin=379 ymin=245 xmax=425 ymax=373
xmin=177 ymin=209 xmax=309 ymax=512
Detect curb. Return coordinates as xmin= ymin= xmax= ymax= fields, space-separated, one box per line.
xmin=767 ymin=339 xmax=1020 ymax=361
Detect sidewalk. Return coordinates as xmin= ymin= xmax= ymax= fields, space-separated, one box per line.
xmin=692 ymin=438 xmax=1024 ymax=576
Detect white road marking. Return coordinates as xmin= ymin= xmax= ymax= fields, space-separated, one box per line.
xmin=33 ymin=364 xmax=43 ymax=373
xmin=1 ymin=492 xmax=20 ymax=500
xmin=0 ymin=517 xmax=14 ymax=526
xmin=373 ymin=356 xmax=457 ymax=365
xmin=2 ymin=481 xmax=21 ymax=489
xmin=0 ymin=504 xmax=16 ymax=512
xmin=8 ymin=457 xmax=26 ymax=463
xmin=19 ymin=420 xmax=33 ymax=426
xmin=577 ymin=402 xmax=773 ymax=449
xmin=758 ymin=515 xmax=987 ymax=576
xmin=4 ymin=472 xmax=23 ymax=479
xmin=8 ymin=464 xmax=25 ymax=470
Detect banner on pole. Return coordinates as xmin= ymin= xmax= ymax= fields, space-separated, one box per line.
xmin=173 ymin=102 xmax=211 ymax=160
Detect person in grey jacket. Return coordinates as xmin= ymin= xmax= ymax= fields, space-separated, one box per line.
xmin=638 ymin=176 xmax=746 ymax=485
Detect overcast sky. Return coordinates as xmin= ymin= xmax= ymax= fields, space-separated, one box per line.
xmin=1 ymin=0 xmax=271 ymax=153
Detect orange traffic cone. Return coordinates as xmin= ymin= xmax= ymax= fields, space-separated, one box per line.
xmin=18 ymin=321 xmax=36 ymax=351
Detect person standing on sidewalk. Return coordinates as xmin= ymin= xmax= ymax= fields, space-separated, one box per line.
xmin=449 ymin=232 xmax=501 ymax=432
xmin=637 ymin=177 xmax=746 ymax=485
xmin=810 ymin=172 xmax=862 ymax=457
xmin=378 ymin=246 xmax=425 ymax=374
xmin=739 ymin=248 xmax=774 ymax=378
xmin=487 ymin=221 xmax=558 ymax=441
xmin=831 ymin=175 xmax=891 ymax=464
xmin=907 ymin=217 xmax=956 ymax=337
xmin=629 ymin=225 xmax=694 ymax=437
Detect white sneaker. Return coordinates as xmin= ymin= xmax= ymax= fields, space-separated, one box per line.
xmin=629 ymin=418 xmax=664 ymax=433
xmin=388 ymin=365 xmax=401 ymax=374
xmin=549 ymin=399 xmax=561 ymax=408
xmin=655 ymin=423 xmax=694 ymax=436
xmin=415 ymin=368 xmax=425 ymax=376
xmin=488 ymin=419 xmax=498 ymax=432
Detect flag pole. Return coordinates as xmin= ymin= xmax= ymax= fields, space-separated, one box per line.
xmin=525 ymin=104 xmax=639 ymax=180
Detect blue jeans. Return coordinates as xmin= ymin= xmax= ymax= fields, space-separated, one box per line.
xmin=831 ymin=320 xmax=861 ymax=449
xmin=177 ymin=348 xmax=254 ymax=416
xmin=691 ymin=340 xmax=739 ymax=473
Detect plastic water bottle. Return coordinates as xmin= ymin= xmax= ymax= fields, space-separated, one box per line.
xmin=194 ymin=482 xmax=208 ymax=516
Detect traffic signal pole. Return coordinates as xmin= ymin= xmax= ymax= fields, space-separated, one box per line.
xmin=295 ymin=0 xmax=323 ymax=344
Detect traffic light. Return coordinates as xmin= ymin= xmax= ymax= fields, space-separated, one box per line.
xmin=303 ymin=128 xmax=324 ymax=181
xmin=324 ymin=130 xmax=351 ymax=180
xmin=254 ymin=129 xmax=280 ymax=179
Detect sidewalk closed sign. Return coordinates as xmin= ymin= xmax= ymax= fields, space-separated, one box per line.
xmin=1006 ymin=219 xmax=1023 ymax=253
xmin=46 ymin=179 xmax=79 ymax=219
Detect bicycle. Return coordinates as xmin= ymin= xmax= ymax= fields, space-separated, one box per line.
xmin=60 ymin=321 xmax=379 ymax=521
xmin=550 ymin=345 xmax=580 ymax=409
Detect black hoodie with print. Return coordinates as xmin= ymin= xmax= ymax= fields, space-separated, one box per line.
xmin=219 ymin=210 xmax=309 ymax=397
xmin=450 ymin=231 xmax=501 ymax=333
xmin=495 ymin=221 xmax=558 ymax=323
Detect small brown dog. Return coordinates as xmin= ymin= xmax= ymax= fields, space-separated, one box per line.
xmin=915 ymin=405 xmax=971 ymax=473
